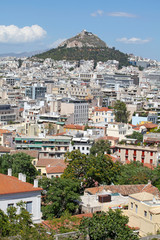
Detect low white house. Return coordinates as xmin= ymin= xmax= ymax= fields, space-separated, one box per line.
xmin=0 ymin=169 xmax=42 ymax=223
xmin=107 ymin=122 xmax=133 ymax=141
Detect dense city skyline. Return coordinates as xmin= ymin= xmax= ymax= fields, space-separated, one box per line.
xmin=0 ymin=0 xmax=159 ymax=60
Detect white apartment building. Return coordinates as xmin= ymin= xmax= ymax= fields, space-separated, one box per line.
xmin=107 ymin=122 xmax=133 ymax=141
xmin=69 ymin=137 xmax=94 ymax=155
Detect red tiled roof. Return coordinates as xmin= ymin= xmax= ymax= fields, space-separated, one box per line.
xmin=85 ymin=183 xmax=160 ymax=197
xmin=42 ymin=213 xmax=93 ymax=231
xmin=10 ymin=150 xmax=39 ymax=158
xmin=143 ymin=163 xmax=155 ymax=170
xmin=0 ymin=146 xmax=12 ymax=152
xmin=94 ymin=107 xmax=112 ymax=112
xmin=64 ymin=124 xmax=85 ymax=130
xmin=0 ymin=174 xmax=42 ymax=195
xmin=106 ymin=154 xmax=120 ymax=163
xmin=0 ymin=129 xmax=12 ymax=135
xmin=53 ymin=132 xmax=66 ymax=136
xmin=97 ymin=136 xmax=119 ymax=141
xmin=139 ymin=123 xmax=158 ymax=129
xmin=46 ymin=164 xmax=67 ymax=174
xmin=133 ymin=127 xmax=141 ymax=131
xmin=36 ymin=158 xmax=65 ymax=167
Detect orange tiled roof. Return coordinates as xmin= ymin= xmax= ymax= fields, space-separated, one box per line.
xmin=94 ymin=107 xmax=112 ymax=112
xmin=0 ymin=173 xmax=42 ymax=195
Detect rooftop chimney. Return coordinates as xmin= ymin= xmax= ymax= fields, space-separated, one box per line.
xmin=18 ymin=173 xmax=23 ymax=181
xmin=8 ymin=168 xmax=12 ymax=176
xmin=22 ymin=174 xmax=26 ymax=182
xmin=34 ymin=179 xmax=38 ymax=188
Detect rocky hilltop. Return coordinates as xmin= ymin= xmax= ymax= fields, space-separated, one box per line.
xmin=59 ymin=30 xmax=107 ymax=48
xmin=35 ymin=30 xmax=129 ymax=67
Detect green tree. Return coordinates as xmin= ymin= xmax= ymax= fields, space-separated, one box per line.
xmin=79 ymin=209 xmax=139 ymax=240
xmin=117 ymin=161 xmax=154 ymax=185
xmin=62 ymin=150 xmax=121 ymax=188
xmin=0 ymin=203 xmax=53 ymax=239
xmin=62 ymin=150 xmax=89 ymax=182
xmin=90 ymin=139 xmax=111 ymax=155
xmin=86 ymin=154 xmax=121 ymax=187
xmin=114 ymin=100 xmax=130 ymax=123
xmin=126 ymin=131 xmax=143 ymax=143
xmin=39 ymin=177 xmax=80 ymax=219
xmin=0 ymin=153 xmax=38 ymax=183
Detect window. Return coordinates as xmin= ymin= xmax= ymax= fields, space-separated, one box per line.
xmin=142 ymin=159 xmax=144 ymax=164
xmin=150 ymin=213 xmax=152 ymax=221
xmin=144 ymin=211 xmax=147 ymax=217
xmin=150 ymin=159 xmax=153 ymax=164
xmin=38 ymin=169 xmax=41 ymax=174
xmin=8 ymin=203 xmax=14 ymax=208
xmin=82 ymin=147 xmax=84 ymax=150
xmin=73 ymin=146 xmax=75 ymax=150
xmin=26 ymin=201 xmax=32 ymax=214
xmin=131 ymin=202 xmax=133 ymax=209
xmin=150 ymin=152 xmax=153 ymax=156
xmin=135 ymin=204 xmax=138 ymax=213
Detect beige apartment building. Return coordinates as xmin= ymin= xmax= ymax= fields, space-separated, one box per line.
xmin=61 ymin=99 xmax=88 ymax=124
xmin=126 ymin=192 xmax=160 ymax=236
xmin=92 ymin=107 xmax=114 ymax=124
xmin=116 ymin=144 xmax=159 ymax=167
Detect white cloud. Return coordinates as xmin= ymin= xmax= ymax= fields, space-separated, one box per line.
xmin=116 ymin=37 xmax=151 ymax=44
xmin=108 ymin=11 xmax=137 ymax=18
xmin=0 ymin=25 xmax=46 ymax=43
xmin=49 ymin=38 xmax=66 ymax=48
xmin=91 ymin=10 xmax=136 ymax=18
xmin=91 ymin=10 xmax=104 ymax=17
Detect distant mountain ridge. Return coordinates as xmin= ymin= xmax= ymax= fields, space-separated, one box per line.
xmin=0 ymin=50 xmax=47 ymax=58
xmin=34 ymin=30 xmax=129 ymax=67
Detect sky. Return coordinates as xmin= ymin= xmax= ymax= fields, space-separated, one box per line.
xmin=0 ymin=0 xmax=160 ymax=60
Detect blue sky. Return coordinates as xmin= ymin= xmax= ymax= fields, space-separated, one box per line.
xmin=0 ymin=0 xmax=160 ymax=60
